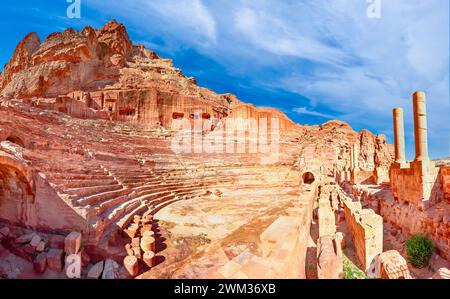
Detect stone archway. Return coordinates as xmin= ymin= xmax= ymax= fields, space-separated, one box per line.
xmin=6 ymin=135 xmax=25 ymax=148
xmin=302 ymin=172 xmax=315 ymax=185
xmin=0 ymin=156 xmax=35 ymax=224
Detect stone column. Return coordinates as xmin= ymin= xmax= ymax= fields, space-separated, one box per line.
xmin=393 ymin=108 xmax=406 ymax=163
xmin=350 ymin=145 xmax=354 ymax=169
xmin=353 ymin=143 xmax=359 ymax=170
xmin=413 ymin=91 xmax=429 ymax=161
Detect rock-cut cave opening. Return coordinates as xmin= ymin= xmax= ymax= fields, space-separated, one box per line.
xmin=0 ymin=164 xmax=34 ymax=222
xmin=302 ymin=172 xmax=315 ymax=185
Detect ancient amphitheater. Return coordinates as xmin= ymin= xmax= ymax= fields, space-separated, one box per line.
xmin=0 ymin=21 xmax=448 ymax=279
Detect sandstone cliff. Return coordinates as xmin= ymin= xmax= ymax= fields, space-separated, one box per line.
xmin=0 ymin=20 xmax=393 ymax=172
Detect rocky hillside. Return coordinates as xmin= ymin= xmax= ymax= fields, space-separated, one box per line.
xmin=0 ymin=20 xmax=393 ymax=171
xmin=0 ymin=20 xmax=232 ymax=107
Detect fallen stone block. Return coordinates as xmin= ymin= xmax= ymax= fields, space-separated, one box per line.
xmin=379 ymin=250 xmax=412 ymax=279
xmin=64 ymin=232 xmax=82 ymax=254
xmin=30 ymin=235 xmax=41 ymax=247
xmin=143 ymin=251 xmax=155 ymax=268
xmin=124 ymin=256 xmax=139 ymax=277
xmin=433 ymin=268 xmax=450 ymax=279
xmin=33 ymin=252 xmax=47 ymax=274
xmin=317 ymin=235 xmax=343 ymax=279
xmin=48 ymin=235 xmax=65 ymax=249
xmin=87 ymin=261 xmax=104 ymax=279
xmin=368 ymin=250 xmax=412 ymax=279
xmin=36 ymin=241 xmax=46 ymax=252
xmin=15 ymin=233 xmax=36 ymax=244
xmin=23 ymin=244 xmax=36 ymax=255
xmin=47 ymin=248 xmax=64 ymax=272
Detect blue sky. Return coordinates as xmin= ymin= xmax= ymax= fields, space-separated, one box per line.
xmin=0 ymin=0 xmax=449 ymax=159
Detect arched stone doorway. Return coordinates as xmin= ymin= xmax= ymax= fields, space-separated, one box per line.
xmin=5 ymin=135 xmax=25 ymax=148
xmin=302 ymin=172 xmax=315 ymax=185
xmin=0 ymin=161 xmax=35 ymax=224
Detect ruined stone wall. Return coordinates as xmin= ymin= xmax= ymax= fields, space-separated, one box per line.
xmin=316 ymin=185 xmax=343 ymax=279
xmin=317 ymin=187 xmax=337 ymax=237
xmin=389 ymin=161 xmax=441 ymax=210
xmin=441 ymin=166 xmax=450 ymax=202
xmin=343 ymin=183 xmax=450 ymax=262
xmin=339 ymin=192 xmax=383 ymax=271
xmin=379 ymin=196 xmax=450 ymax=260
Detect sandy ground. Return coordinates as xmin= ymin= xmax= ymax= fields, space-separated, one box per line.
xmin=139 ymin=186 xmax=301 ymax=278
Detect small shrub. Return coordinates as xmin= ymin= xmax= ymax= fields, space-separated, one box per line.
xmin=80 ymin=241 xmax=87 ymax=250
xmin=406 ymin=234 xmax=434 ymax=268
xmin=343 ymin=259 xmax=368 ymax=279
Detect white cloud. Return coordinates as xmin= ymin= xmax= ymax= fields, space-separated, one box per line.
xmin=232 ymin=7 xmax=349 ymax=65
xmin=293 ymin=107 xmax=333 ymax=119
xmin=86 ymin=0 xmax=217 ymax=47
xmin=145 ymin=0 xmax=217 ymax=45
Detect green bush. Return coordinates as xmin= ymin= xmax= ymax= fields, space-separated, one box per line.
xmin=406 ymin=234 xmax=434 ymax=268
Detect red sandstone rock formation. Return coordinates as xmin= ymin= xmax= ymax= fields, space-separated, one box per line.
xmin=0 ymin=20 xmax=392 ymax=169
xmin=0 ymin=21 xmax=401 ymax=279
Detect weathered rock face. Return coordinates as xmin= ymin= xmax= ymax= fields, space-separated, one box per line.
xmin=1 ymin=27 xmax=99 ymax=98
xmin=0 ymin=21 xmax=399 ymax=279
xmin=317 ymin=235 xmax=343 ymax=279
xmin=0 ymin=20 xmax=392 ymax=173
xmin=0 ymin=20 xmax=237 ymax=112
xmin=0 ymin=21 xmax=145 ymax=99
xmin=0 ymin=32 xmax=41 ymax=92
xmin=295 ymin=120 xmax=393 ymax=182
xmin=96 ymin=20 xmax=132 ymax=66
